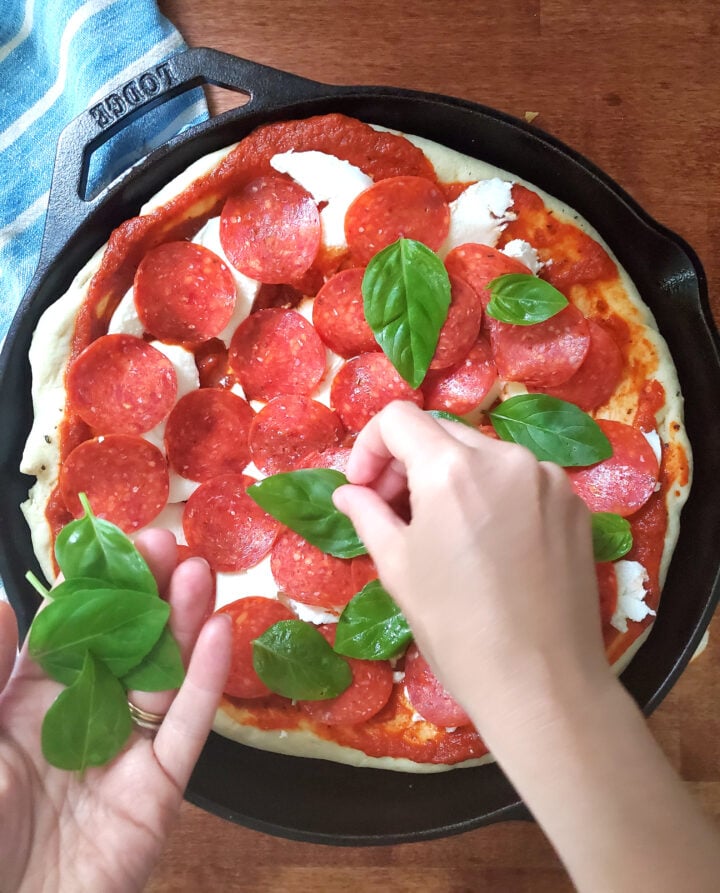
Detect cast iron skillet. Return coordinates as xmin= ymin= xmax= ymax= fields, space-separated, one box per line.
xmin=1 ymin=48 xmax=719 ymax=846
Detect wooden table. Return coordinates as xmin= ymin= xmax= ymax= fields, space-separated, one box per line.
xmin=150 ymin=2 xmax=720 ymax=889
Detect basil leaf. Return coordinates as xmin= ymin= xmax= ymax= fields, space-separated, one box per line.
xmin=486 ymin=273 xmax=568 ymax=325
xmin=253 ymin=620 xmax=352 ymax=700
xmin=55 ymin=494 xmax=158 ymax=596
xmin=41 ymin=651 xmax=132 ymax=772
xmin=28 ymin=588 xmax=169 ymax=685
xmin=426 ymin=409 xmax=473 ymax=428
xmin=591 ymin=512 xmax=633 ymax=562
xmin=121 ymin=627 xmax=185 ymax=692
xmin=247 ymin=469 xmax=366 ymax=558
xmin=334 ymin=581 xmax=412 ymax=660
xmin=490 ymin=394 xmax=612 ymax=467
xmin=49 ymin=577 xmax=123 ymax=599
xmin=362 ymin=238 xmax=451 ymax=388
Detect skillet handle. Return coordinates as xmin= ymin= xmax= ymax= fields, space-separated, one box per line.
xmin=40 ymin=47 xmax=327 ymax=263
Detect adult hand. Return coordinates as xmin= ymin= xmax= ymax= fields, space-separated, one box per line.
xmin=0 ymin=530 xmax=231 ymax=893
xmin=333 ymin=400 xmax=610 ymax=734
xmin=335 ymin=402 xmax=720 ymax=893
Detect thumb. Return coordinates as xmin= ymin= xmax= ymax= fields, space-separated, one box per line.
xmin=333 ymin=484 xmax=406 ymax=574
xmin=0 ymin=601 xmax=19 ymax=693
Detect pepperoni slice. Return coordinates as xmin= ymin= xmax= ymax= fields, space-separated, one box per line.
xmin=219 ymin=597 xmax=296 ymax=699
xmin=489 ymin=304 xmax=591 ymax=387
xmin=445 ymin=244 xmax=532 ymax=309
xmin=566 ymin=419 xmax=660 ymax=517
xmin=219 ymin=175 xmax=321 ymax=284
xmin=430 ymin=275 xmax=484 ymax=370
xmin=228 ymin=308 xmax=327 ymax=401
xmin=66 ymin=334 xmax=177 ymax=435
xmin=532 ymin=319 xmax=624 ymax=411
xmin=351 ymin=554 xmax=379 ymax=592
xmin=404 ymin=644 xmax=471 ymax=727
xmin=60 ymin=435 xmax=169 ymax=532
xmin=344 ymin=176 xmax=450 ymax=266
xmin=312 ymin=268 xmax=379 ymax=358
xmin=330 ymin=353 xmax=424 ymax=432
xmin=294 ymin=445 xmax=352 ymax=473
xmin=299 ymin=625 xmax=394 ymax=725
xmin=270 ymin=530 xmax=358 ymax=608
xmin=183 ymin=473 xmax=280 ymax=572
xmin=133 ymin=241 xmax=236 ymax=343
xmin=164 ymin=388 xmax=255 ymax=482
xmin=249 ymin=396 xmax=344 ymax=475
xmin=422 ymin=338 xmax=498 ymax=415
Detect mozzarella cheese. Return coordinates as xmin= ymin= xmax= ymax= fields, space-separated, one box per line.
xmin=440 ymin=178 xmax=516 ymax=257
xmin=501 ymin=238 xmax=543 ymax=274
xmin=611 ymin=560 xmax=656 ymax=633
xmin=270 ymin=150 xmax=373 ymax=249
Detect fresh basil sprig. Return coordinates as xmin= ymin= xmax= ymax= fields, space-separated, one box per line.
xmin=26 ymin=495 xmax=185 ymax=771
xmin=490 ymin=394 xmax=612 ymax=467
xmin=253 ymin=620 xmax=352 ymax=700
xmin=334 ymin=581 xmax=412 ymax=660
xmin=591 ymin=512 xmax=633 ymax=562
xmin=362 ymin=238 xmax=451 ymax=388
xmin=486 ymin=273 xmax=568 ymax=325
xmin=247 ymin=469 xmax=367 ymax=558
xmin=41 ymin=652 xmax=132 ymax=773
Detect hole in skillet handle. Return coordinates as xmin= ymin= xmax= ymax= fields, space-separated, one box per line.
xmin=40 ymin=47 xmax=329 ymax=267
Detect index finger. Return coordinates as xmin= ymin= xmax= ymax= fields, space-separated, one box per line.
xmin=345 ymin=401 xmax=484 ymax=485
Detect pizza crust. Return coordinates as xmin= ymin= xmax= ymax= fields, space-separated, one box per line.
xmin=20 ymin=119 xmax=692 ymax=772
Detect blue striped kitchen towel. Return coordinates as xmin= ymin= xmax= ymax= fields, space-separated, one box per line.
xmin=0 ymin=0 xmax=209 ymax=602
xmin=0 ymin=0 xmax=208 ymax=347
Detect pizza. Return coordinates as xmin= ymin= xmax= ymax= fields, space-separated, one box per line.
xmin=19 ymin=113 xmax=691 ymax=772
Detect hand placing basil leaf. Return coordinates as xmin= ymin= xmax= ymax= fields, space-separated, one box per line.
xmin=55 ymin=494 xmax=158 ymax=595
xmin=486 ymin=273 xmax=568 ymax=325
xmin=41 ymin=651 xmax=133 ymax=772
xmin=29 ymin=588 xmax=170 ymax=686
xmin=247 ymin=469 xmax=367 ymax=558
xmin=591 ymin=512 xmax=633 ymax=562
xmin=334 ymin=581 xmax=412 ymax=660
xmin=362 ymin=238 xmax=451 ymax=388
xmin=253 ymin=620 xmax=352 ymax=700
xmin=490 ymin=394 xmax=612 ymax=466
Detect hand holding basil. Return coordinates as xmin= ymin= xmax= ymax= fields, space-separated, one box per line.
xmin=26 ymin=496 xmax=185 ymax=772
